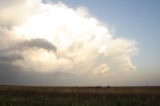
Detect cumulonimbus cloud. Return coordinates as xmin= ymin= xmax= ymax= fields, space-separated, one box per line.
xmin=0 ymin=0 xmax=138 ymax=85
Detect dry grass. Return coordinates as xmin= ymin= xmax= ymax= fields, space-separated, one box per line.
xmin=0 ymin=85 xmax=160 ymax=106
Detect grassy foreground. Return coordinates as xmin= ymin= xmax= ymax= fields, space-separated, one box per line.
xmin=0 ymin=86 xmax=160 ymax=106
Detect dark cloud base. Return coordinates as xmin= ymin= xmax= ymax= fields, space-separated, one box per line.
xmin=0 ymin=62 xmax=87 ymax=86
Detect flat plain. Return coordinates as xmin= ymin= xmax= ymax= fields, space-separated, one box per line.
xmin=0 ymin=85 xmax=160 ymax=106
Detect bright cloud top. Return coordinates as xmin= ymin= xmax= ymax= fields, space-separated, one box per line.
xmin=0 ymin=0 xmax=137 ymax=84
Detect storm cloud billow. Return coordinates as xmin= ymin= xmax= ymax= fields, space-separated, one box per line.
xmin=0 ymin=0 xmax=137 ymax=86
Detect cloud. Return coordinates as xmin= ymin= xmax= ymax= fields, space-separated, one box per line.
xmin=0 ymin=54 xmax=23 ymax=62
xmin=10 ymin=38 xmax=57 ymax=52
xmin=0 ymin=0 xmax=138 ymax=85
xmin=0 ymin=0 xmax=42 ymax=29
xmin=93 ymin=64 xmax=110 ymax=74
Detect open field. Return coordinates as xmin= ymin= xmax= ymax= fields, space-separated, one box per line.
xmin=0 ymin=86 xmax=160 ymax=106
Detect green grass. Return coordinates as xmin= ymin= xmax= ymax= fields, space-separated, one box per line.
xmin=0 ymin=86 xmax=160 ymax=106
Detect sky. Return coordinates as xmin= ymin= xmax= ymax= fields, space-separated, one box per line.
xmin=0 ymin=0 xmax=159 ymax=86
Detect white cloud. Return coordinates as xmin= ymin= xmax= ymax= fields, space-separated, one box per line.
xmin=0 ymin=0 xmax=138 ymax=85
xmin=93 ymin=64 xmax=110 ymax=74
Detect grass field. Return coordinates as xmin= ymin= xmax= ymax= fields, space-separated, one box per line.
xmin=0 ymin=85 xmax=160 ymax=106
